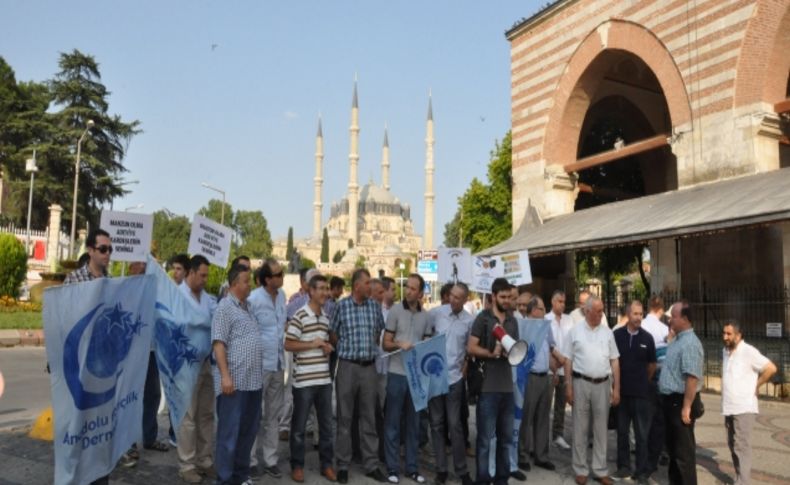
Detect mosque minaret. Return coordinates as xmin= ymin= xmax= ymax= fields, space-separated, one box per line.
xmin=381 ymin=125 xmax=390 ymax=191
xmin=347 ymin=78 xmax=360 ymax=244
xmin=313 ymin=115 xmax=324 ymax=236
xmin=424 ymin=93 xmax=435 ymax=249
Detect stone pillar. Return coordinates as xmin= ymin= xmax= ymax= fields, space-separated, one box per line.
xmin=78 ymin=229 xmax=87 ymax=254
xmin=649 ymin=239 xmax=679 ymax=293
xmin=542 ymin=164 xmax=578 ymax=219
xmin=47 ymin=204 xmax=63 ymax=272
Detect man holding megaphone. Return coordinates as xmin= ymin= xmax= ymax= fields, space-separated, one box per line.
xmin=467 ymin=278 xmax=520 ymax=485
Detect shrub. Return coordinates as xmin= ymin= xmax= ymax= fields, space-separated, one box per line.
xmin=0 ymin=234 xmax=27 ymax=298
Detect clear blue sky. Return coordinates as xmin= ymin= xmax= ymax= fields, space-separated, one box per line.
xmin=1 ymin=0 xmax=543 ymax=245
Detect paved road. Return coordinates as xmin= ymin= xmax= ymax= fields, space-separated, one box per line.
xmin=0 ymin=347 xmax=50 ymax=430
xmin=0 ymin=389 xmax=789 ymax=485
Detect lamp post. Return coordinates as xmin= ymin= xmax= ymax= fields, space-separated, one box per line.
xmin=111 ymin=179 xmax=140 ymax=210
xmin=24 ymin=150 xmax=38 ymax=255
xmin=69 ymin=119 xmax=95 ymax=258
xmin=124 ymin=204 xmax=144 ymax=212
xmin=201 ymin=182 xmax=226 ymax=225
xmin=399 ymin=262 xmax=405 ymax=298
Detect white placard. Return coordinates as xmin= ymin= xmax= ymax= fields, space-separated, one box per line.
xmin=472 ymin=250 xmax=532 ymax=293
xmin=438 ymin=248 xmax=472 ymax=284
xmin=187 ymin=214 xmax=232 ymax=267
xmin=99 ymin=210 xmax=154 ymax=262
xmin=766 ymin=322 xmax=783 ymax=338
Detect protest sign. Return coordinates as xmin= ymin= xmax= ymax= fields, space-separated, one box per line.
xmin=472 ymin=250 xmax=532 ymax=293
xmin=437 ymin=247 xmax=472 ymax=284
xmin=187 ymin=214 xmax=232 ymax=267
xmin=99 ymin=210 xmax=153 ymax=262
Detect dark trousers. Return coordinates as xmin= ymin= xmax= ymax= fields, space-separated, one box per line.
xmin=617 ymin=395 xmax=652 ymax=477
xmin=290 ymin=384 xmax=334 ymax=470
xmin=215 ymin=390 xmax=263 ymax=485
xmin=143 ymin=351 xmax=161 ymax=447
xmin=647 ymin=379 xmax=665 ymax=473
xmin=461 ymin=382 xmax=470 ymax=447
xmin=475 ymin=392 xmax=513 ymax=485
xmin=429 ymin=380 xmax=468 ymax=476
xmin=663 ymin=393 xmax=697 ymax=485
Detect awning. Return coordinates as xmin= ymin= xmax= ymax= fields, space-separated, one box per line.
xmin=480 ymin=167 xmax=790 ymax=257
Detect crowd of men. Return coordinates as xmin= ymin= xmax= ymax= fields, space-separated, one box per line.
xmin=67 ymin=228 xmax=779 ymax=485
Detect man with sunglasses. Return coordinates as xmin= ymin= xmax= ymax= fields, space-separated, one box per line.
xmin=64 ymin=229 xmax=113 ymax=284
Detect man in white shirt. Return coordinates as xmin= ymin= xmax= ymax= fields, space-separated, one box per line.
xmin=569 ymin=290 xmax=608 ymax=327
xmin=547 ymin=290 xmax=573 ymax=450
xmin=564 ymin=296 xmax=620 ymax=485
xmin=177 ymin=255 xmax=218 ymax=483
xmin=721 ymin=321 xmax=777 ymax=485
xmin=640 ymin=296 xmax=669 ymax=475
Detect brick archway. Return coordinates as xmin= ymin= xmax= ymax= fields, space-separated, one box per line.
xmin=734 ymin=1 xmax=790 ymax=107
xmin=543 ymin=20 xmax=692 ymax=166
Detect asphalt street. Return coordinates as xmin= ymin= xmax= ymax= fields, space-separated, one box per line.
xmin=0 ymin=347 xmax=50 ymax=431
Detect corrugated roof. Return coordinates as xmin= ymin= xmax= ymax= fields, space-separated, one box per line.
xmin=480 ymin=168 xmax=790 ymax=257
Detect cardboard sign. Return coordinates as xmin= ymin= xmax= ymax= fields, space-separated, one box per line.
xmin=437 ymin=247 xmax=472 ymax=284
xmin=99 ymin=210 xmax=154 ymax=262
xmin=472 ymin=250 xmax=532 ymax=293
xmin=187 ymin=214 xmax=231 ymax=267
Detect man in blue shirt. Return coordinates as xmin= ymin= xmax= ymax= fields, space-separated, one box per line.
xmin=330 ymin=268 xmax=387 ymax=484
xmin=613 ymin=301 xmax=656 ymax=485
xmin=658 ymin=301 xmax=703 ymax=485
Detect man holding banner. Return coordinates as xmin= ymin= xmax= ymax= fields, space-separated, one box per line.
xmin=467 ymin=278 xmax=518 ymax=485
xmin=382 ymin=273 xmax=431 ymax=484
xmin=427 ymin=283 xmax=474 ymax=485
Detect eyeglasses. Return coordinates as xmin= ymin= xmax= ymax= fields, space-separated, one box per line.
xmin=94 ymin=245 xmax=113 ymax=254
xmin=272 ymin=271 xmax=284 ymax=278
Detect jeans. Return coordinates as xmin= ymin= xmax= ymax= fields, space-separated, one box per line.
xmin=290 ymin=384 xmax=334 ymax=470
xmin=475 ymin=392 xmax=513 ymax=485
xmin=617 ymin=395 xmax=652 ymax=477
xmin=143 ymin=351 xmax=161 ymax=447
xmin=663 ymin=393 xmax=697 ymax=485
xmin=215 ymin=390 xmax=263 ymax=485
xmin=384 ymin=373 xmax=419 ymax=475
xmin=429 ymin=380 xmax=468 ymax=476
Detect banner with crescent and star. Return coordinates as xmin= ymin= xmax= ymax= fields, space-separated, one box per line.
xmin=403 ymin=334 xmax=449 ymax=412
xmin=44 ymin=275 xmax=155 ymax=485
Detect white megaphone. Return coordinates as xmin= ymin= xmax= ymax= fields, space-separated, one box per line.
xmin=492 ymin=325 xmax=528 ymax=366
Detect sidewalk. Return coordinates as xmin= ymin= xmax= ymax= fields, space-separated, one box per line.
xmin=1 ymin=392 xmax=788 ymax=484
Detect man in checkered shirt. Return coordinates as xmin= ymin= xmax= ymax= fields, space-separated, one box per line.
xmin=212 ymin=263 xmax=264 ymax=485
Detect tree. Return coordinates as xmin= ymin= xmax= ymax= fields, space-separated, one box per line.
xmin=48 ymin=50 xmax=141 ymax=232
xmin=332 ymin=250 xmax=345 ymax=263
xmin=234 ymin=210 xmax=272 ymax=259
xmin=151 ymin=210 xmax=191 ymax=262
xmin=445 ymin=131 xmax=512 ymax=253
xmin=301 ymin=257 xmax=316 ymax=269
xmin=442 ymin=210 xmax=461 ymax=247
xmin=347 ymin=238 xmax=354 ymax=249
xmin=320 ymin=228 xmax=329 ymax=263
xmin=286 ymin=226 xmax=294 ymax=262
xmin=0 ymin=234 xmax=27 ymax=298
xmin=199 ymin=198 xmax=233 ymax=226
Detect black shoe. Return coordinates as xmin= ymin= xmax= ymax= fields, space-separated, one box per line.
xmin=535 ymin=461 xmax=555 ymax=471
xmin=435 ymin=472 xmax=448 ymax=485
xmin=366 ymin=469 xmax=388 ymax=483
xmin=263 ymin=465 xmax=283 ymax=479
xmin=337 ymin=470 xmax=349 ymax=484
xmin=460 ymin=474 xmax=474 ymax=485
xmin=613 ymin=468 xmax=632 ymax=479
xmin=518 ymin=462 xmax=531 ymax=472
xmin=510 ymin=471 xmax=527 ymax=481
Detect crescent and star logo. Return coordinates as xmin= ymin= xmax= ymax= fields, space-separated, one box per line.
xmin=153 ymin=302 xmax=201 ymax=384
xmin=420 ymin=351 xmax=446 ymax=377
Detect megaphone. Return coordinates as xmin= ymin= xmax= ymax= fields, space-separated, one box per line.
xmin=492 ymin=325 xmax=528 ymax=366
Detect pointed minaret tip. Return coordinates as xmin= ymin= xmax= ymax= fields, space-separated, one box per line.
xmin=427 ymin=92 xmax=433 ymax=121
xmin=317 ymin=114 xmax=323 ymax=137
xmin=352 ymin=76 xmax=358 ymax=108
xmin=383 ymin=125 xmax=389 ymax=147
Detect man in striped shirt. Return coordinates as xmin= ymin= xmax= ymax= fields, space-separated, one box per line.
xmin=284 ymin=274 xmax=337 ymax=483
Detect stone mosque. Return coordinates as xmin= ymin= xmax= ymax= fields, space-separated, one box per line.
xmin=273 ymin=80 xmax=435 ymax=276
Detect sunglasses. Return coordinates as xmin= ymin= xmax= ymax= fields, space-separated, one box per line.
xmin=94 ymin=245 xmax=113 ymax=254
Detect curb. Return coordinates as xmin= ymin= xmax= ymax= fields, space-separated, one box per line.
xmin=0 ymin=329 xmax=45 ymax=347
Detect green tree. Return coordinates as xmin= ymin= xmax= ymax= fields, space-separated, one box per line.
xmin=445 ymin=131 xmax=512 ymax=253
xmin=442 ymin=210 xmax=461 ymax=247
xmin=151 ymin=210 xmax=191 ymax=261
xmin=286 ymin=226 xmax=294 ymax=262
xmin=0 ymin=234 xmax=27 ymax=298
xmin=199 ymin=199 xmax=233 ymax=227
xmin=332 ymin=250 xmax=345 ymax=263
xmin=234 ymin=210 xmax=272 ymax=259
xmin=348 ymin=238 xmax=354 ymax=249
xmin=301 ymin=257 xmax=316 ymax=269
xmin=320 ymin=228 xmax=329 ymax=263
xmin=47 ymin=50 xmax=141 ymax=232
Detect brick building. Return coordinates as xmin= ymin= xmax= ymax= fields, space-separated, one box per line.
xmin=484 ymin=0 xmax=790 ymax=335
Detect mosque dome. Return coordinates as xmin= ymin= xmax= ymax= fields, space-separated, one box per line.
xmin=359 ymin=183 xmax=398 ymax=204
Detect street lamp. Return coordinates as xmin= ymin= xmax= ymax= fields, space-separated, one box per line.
xmin=201 ymin=182 xmax=226 ymax=225
xmin=25 ymin=150 xmax=38 ymax=255
xmin=124 ymin=204 xmax=144 ymax=212
xmin=69 ymin=119 xmax=95 ymax=258
xmin=110 ymin=179 xmax=140 ymax=210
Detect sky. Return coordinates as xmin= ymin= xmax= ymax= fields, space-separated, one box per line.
xmin=1 ymin=0 xmax=544 ymax=245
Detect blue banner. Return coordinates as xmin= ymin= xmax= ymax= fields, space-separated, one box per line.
xmin=146 ymin=256 xmax=213 ymax=431
xmin=44 ymin=275 xmax=155 ymax=485
xmin=403 ymin=334 xmax=449 ymax=412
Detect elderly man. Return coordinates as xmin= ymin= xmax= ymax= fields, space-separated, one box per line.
xmin=564 ymin=296 xmax=620 ymax=485
xmin=382 ymin=274 xmax=431 ymax=484
xmin=658 ymin=302 xmax=704 ymax=485
xmin=467 ymin=277 xmax=519 ymax=485
xmin=722 ymin=321 xmax=776 ymax=485
xmin=569 ymin=290 xmax=608 ymax=327
xmin=330 ymin=268 xmax=387 ymax=484
xmin=428 ymin=283 xmax=474 ymax=485
xmin=212 ymin=263 xmax=264 ymax=485
xmin=248 ymin=258 xmax=288 ymax=478
xmin=613 ymin=301 xmax=656 ymax=485
xmin=547 ymin=290 xmax=573 ymax=451
xmin=177 ymin=255 xmax=218 ymax=483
